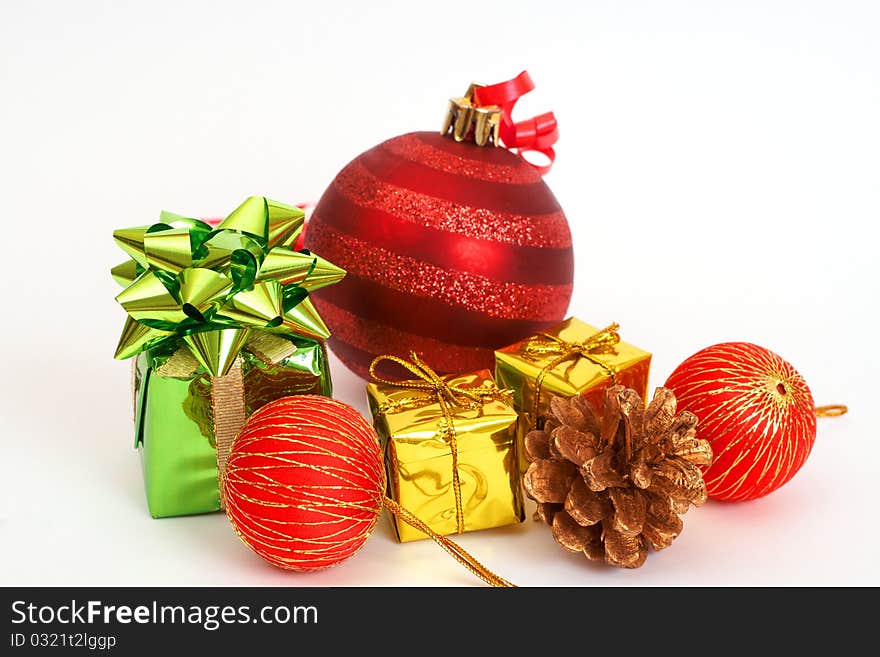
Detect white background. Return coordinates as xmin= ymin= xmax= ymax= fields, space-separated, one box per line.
xmin=1 ymin=0 xmax=878 ymax=586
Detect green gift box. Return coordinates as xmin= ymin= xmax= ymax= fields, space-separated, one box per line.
xmin=113 ymin=197 xmax=345 ymax=518
xmin=132 ymin=337 xmax=331 ymax=518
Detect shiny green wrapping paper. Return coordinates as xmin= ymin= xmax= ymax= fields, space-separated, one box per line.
xmin=366 ymin=369 xmax=524 ymax=542
xmin=133 ymin=337 xmax=330 ymax=518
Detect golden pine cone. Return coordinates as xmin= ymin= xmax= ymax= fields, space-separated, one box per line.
xmin=523 ymin=385 xmax=713 ymax=568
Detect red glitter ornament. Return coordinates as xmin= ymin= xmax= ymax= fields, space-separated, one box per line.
xmin=664 ymin=342 xmax=821 ymax=502
xmin=222 ymin=395 xmax=384 ymax=571
xmin=304 ymin=74 xmax=573 ymax=379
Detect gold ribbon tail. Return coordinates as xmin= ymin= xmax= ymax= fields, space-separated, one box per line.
xmin=815 ymin=404 xmax=848 ymax=418
xmin=211 ymin=357 xmax=246 ymax=508
xmin=383 ymin=497 xmax=514 ymax=587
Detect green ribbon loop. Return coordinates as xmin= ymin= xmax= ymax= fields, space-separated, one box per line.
xmin=112 ymin=196 xmax=345 ymax=376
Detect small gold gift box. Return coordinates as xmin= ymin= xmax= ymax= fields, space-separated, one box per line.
xmin=495 ymin=319 xmax=651 ymax=463
xmin=366 ymin=355 xmax=525 ymax=542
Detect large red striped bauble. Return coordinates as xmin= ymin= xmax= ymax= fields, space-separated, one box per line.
xmin=664 ymin=342 xmax=817 ymax=502
xmin=304 ymin=131 xmax=573 ymax=378
xmin=221 ymin=396 xmax=385 ymax=571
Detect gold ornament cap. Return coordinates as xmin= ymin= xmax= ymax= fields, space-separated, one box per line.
xmin=441 ymin=83 xmax=501 ymax=147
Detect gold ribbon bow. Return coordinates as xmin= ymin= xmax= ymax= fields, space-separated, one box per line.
xmin=369 ymin=353 xmax=512 ymax=535
xmin=521 ymin=323 xmax=621 ymax=428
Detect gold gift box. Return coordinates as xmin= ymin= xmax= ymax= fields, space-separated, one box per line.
xmin=366 ymin=369 xmax=525 ymax=542
xmin=495 ymin=318 xmax=651 ymax=461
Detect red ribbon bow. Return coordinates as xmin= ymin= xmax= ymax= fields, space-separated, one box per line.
xmin=472 ymin=71 xmax=558 ymax=175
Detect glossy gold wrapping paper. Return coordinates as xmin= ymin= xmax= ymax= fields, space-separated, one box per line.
xmin=495 ymin=318 xmax=651 ymax=470
xmin=366 ymin=370 xmax=525 ymax=542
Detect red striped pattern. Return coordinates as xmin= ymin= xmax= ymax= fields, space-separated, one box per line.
xmin=305 ymin=131 xmax=573 ymax=376
xmin=664 ymin=342 xmax=817 ymax=502
xmin=332 ymin=159 xmax=571 ymax=248
xmin=316 ymin=273 xmax=556 ymax=346
xmin=312 ymin=186 xmax=573 ymax=284
xmin=385 ymin=133 xmax=541 ymax=184
xmin=306 ymin=223 xmax=571 ymax=319
xmin=315 ymin=300 xmax=499 ymax=379
xmin=359 ymin=144 xmax=560 ymax=215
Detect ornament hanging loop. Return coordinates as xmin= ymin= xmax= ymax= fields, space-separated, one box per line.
xmin=441 ymin=70 xmax=559 ymax=174
xmin=442 ymin=83 xmax=502 ymax=147
xmin=815 ymin=404 xmax=848 ymax=417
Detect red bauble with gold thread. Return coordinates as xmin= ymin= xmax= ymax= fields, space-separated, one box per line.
xmin=304 ymin=74 xmax=573 ymax=379
xmin=664 ymin=342 xmax=818 ymax=502
xmin=221 ymin=395 xmax=384 ymax=571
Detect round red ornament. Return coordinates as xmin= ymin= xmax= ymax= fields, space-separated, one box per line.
xmin=221 ymin=395 xmax=384 ymax=571
xmin=664 ymin=342 xmax=819 ymax=502
xmin=221 ymin=395 xmax=513 ymax=586
xmin=304 ymin=72 xmax=573 ymax=379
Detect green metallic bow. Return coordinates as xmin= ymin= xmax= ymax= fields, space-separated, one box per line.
xmin=112 ymin=196 xmax=345 ymax=376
